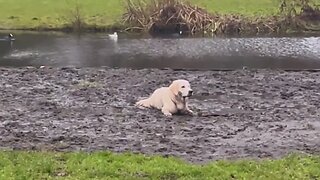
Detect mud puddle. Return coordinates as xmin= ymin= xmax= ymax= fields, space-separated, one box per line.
xmin=0 ymin=67 xmax=319 ymax=162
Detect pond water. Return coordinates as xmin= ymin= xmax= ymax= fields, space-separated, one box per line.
xmin=0 ymin=31 xmax=320 ymax=70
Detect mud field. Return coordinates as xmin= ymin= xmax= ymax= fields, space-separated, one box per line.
xmin=0 ymin=67 xmax=319 ymax=163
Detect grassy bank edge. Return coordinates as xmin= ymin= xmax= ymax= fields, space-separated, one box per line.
xmin=0 ymin=150 xmax=319 ymax=179
xmin=1 ymin=16 xmax=316 ymax=36
xmin=0 ymin=0 xmax=319 ymax=36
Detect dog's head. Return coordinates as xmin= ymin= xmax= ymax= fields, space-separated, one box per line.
xmin=169 ymin=79 xmax=193 ymax=98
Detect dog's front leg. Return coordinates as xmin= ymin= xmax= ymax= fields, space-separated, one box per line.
xmin=161 ymin=108 xmax=172 ymax=117
xmin=183 ymin=105 xmax=196 ymax=116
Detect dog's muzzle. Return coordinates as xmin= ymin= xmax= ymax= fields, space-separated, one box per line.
xmin=183 ymin=90 xmax=193 ymax=98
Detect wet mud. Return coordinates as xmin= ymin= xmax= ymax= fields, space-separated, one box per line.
xmin=0 ymin=67 xmax=319 ymax=163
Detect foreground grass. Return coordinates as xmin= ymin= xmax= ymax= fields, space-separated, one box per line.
xmin=0 ymin=151 xmax=319 ymax=179
xmin=1 ymin=0 xmax=319 ymax=30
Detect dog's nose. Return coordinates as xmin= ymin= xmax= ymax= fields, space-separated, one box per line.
xmin=189 ymin=90 xmax=193 ymax=95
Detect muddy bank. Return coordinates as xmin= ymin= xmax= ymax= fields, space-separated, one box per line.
xmin=0 ymin=67 xmax=319 ymax=162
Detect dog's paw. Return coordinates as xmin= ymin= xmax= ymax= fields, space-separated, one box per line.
xmin=185 ymin=109 xmax=196 ymax=116
xmin=163 ymin=112 xmax=172 ymax=117
xmin=190 ymin=111 xmax=197 ymax=116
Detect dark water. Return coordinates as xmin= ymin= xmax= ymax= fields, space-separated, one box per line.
xmin=1 ymin=30 xmax=320 ymax=70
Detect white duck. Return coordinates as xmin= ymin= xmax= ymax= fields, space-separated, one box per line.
xmin=108 ymin=32 xmax=118 ymax=41
xmin=0 ymin=33 xmax=15 ymax=41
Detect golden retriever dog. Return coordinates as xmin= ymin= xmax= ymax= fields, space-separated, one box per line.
xmin=136 ymin=79 xmax=194 ymax=117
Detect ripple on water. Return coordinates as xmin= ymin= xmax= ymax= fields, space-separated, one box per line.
xmin=4 ymin=50 xmax=39 ymax=60
xmin=1 ymin=32 xmax=320 ymax=69
xmin=116 ymin=37 xmax=320 ymax=59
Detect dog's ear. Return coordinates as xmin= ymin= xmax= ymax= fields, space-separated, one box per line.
xmin=169 ymin=80 xmax=180 ymax=96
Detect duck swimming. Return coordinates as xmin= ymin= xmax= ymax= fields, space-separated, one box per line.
xmin=108 ymin=32 xmax=118 ymax=41
xmin=0 ymin=34 xmax=15 ymax=41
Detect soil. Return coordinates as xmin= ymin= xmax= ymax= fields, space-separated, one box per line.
xmin=0 ymin=67 xmax=319 ymax=163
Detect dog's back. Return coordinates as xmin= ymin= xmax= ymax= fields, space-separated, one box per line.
xmin=136 ymin=87 xmax=170 ymax=109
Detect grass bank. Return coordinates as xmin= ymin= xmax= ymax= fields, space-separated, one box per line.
xmin=0 ymin=0 xmax=319 ymax=34
xmin=0 ymin=0 xmax=124 ymax=31
xmin=0 ymin=151 xmax=319 ymax=179
xmin=0 ymin=0 xmax=279 ymax=30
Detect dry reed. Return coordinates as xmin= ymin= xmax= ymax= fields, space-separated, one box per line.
xmin=122 ymin=0 xmax=320 ymax=35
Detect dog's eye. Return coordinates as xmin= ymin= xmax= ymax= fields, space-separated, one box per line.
xmin=181 ymin=86 xmax=185 ymax=88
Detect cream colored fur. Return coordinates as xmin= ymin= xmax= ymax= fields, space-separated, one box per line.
xmin=136 ymin=79 xmax=194 ymax=117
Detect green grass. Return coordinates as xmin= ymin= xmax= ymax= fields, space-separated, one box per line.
xmin=0 ymin=0 xmax=124 ymax=30
xmin=189 ymin=0 xmax=281 ymax=16
xmin=1 ymin=0 xmax=320 ymax=30
xmin=0 ymin=151 xmax=319 ymax=179
xmin=0 ymin=0 xmax=314 ymax=30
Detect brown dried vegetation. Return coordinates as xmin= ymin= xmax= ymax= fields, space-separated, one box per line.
xmin=122 ymin=0 xmax=320 ymax=35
